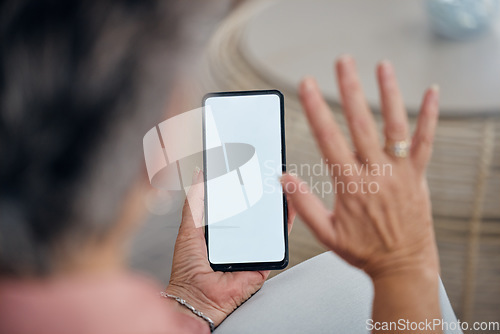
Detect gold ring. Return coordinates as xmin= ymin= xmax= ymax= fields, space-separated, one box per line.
xmin=385 ymin=139 xmax=411 ymax=158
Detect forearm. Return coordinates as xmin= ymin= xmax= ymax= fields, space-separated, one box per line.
xmin=371 ymin=267 xmax=442 ymax=334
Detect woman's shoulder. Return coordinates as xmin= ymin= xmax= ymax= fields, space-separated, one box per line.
xmin=0 ymin=271 xmax=209 ymax=334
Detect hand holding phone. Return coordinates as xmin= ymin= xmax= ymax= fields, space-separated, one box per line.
xmin=166 ymin=166 xmax=295 ymax=327
xmin=166 ymin=90 xmax=293 ymax=327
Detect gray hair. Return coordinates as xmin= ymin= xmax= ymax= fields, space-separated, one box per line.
xmin=0 ymin=0 xmax=228 ymax=276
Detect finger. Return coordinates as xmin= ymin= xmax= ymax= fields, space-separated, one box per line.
xmin=336 ymin=55 xmax=381 ymax=162
xmin=285 ymin=194 xmax=296 ymax=235
xmin=299 ymin=77 xmax=356 ymax=169
xmin=376 ymin=60 xmax=409 ymax=142
xmin=411 ymin=85 xmax=440 ymax=173
xmin=180 ymin=167 xmax=205 ymax=231
xmin=281 ymin=174 xmax=336 ymax=248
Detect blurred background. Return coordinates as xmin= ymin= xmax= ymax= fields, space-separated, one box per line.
xmin=128 ymin=0 xmax=500 ymax=330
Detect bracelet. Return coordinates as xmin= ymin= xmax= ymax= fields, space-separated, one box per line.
xmin=160 ymin=291 xmax=215 ymax=332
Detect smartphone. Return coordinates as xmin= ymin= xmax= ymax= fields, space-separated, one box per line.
xmin=202 ymin=90 xmax=288 ymax=271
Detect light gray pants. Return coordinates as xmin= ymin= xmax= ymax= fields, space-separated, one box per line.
xmin=215 ymin=252 xmax=462 ymax=334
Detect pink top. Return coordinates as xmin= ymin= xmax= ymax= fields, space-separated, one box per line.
xmin=0 ymin=272 xmax=209 ymax=334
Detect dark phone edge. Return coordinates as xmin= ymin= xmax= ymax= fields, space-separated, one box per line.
xmin=202 ymin=89 xmax=288 ymax=272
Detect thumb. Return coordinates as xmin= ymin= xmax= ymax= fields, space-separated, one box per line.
xmin=180 ymin=167 xmax=205 ymax=231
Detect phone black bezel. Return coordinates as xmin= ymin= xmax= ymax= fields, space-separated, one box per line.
xmin=202 ymin=89 xmax=288 ymax=272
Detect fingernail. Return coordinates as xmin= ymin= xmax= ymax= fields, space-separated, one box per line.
xmin=379 ymin=59 xmax=393 ymax=77
xmin=192 ymin=166 xmax=201 ymax=183
xmin=429 ymin=84 xmax=440 ymax=106
xmin=337 ymin=54 xmax=352 ymax=65
xmin=301 ymin=77 xmax=316 ymax=93
xmin=336 ymin=54 xmax=354 ymax=76
xmin=430 ymin=84 xmax=440 ymax=93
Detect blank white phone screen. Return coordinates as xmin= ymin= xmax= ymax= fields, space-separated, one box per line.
xmin=204 ymin=93 xmax=285 ymax=264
